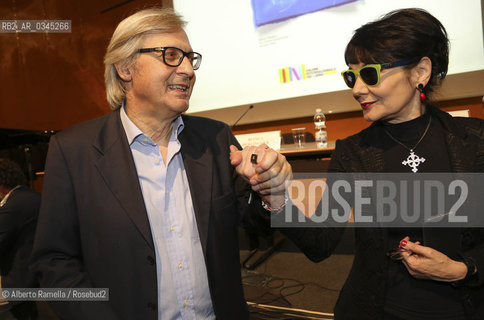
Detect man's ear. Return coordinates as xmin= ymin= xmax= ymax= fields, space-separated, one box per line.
xmin=114 ymin=62 xmax=132 ymax=82
xmin=413 ymin=56 xmax=432 ymax=87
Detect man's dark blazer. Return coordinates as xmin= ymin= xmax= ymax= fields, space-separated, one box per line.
xmin=282 ymin=106 xmax=484 ymax=320
xmin=30 ymin=109 xmax=267 ymax=320
xmin=0 ymin=186 xmax=40 ymax=316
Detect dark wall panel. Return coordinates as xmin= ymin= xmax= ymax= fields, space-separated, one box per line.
xmin=0 ymin=0 xmax=164 ymax=131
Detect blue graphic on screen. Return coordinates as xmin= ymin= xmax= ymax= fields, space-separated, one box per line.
xmin=251 ymin=0 xmax=357 ymax=27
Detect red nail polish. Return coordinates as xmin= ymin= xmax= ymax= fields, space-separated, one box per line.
xmin=400 ymin=240 xmax=407 ymax=247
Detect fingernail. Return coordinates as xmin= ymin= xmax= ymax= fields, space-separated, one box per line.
xmin=400 ymin=240 xmax=407 ymax=247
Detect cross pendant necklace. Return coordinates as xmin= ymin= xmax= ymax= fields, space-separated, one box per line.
xmin=384 ymin=116 xmax=431 ymax=173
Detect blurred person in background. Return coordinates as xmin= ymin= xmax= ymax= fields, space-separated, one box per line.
xmin=0 ymin=158 xmax=40 ymax=320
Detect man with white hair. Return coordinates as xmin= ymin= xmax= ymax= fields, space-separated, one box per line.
xmin=31 ymin=7 xmax=291 ymax=320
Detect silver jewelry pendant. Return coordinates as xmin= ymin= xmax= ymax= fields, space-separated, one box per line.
xmin=402 ymin=150 xmax=425 ymax=173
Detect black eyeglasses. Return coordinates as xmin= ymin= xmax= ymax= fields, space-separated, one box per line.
xmin=138 ymin=46 xmax=202 ymax=70
xmin=341 ymin=58 xmax=419 ymax=88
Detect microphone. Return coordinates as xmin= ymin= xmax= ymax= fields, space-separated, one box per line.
xmin=231 ymin=105 xmax=254 ymax=129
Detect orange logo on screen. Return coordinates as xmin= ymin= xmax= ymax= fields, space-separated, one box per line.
xmin=279 ymin=65 xmax=306 ymax=83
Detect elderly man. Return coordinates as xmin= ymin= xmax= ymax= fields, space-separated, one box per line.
xmin=30 ymin=7 xmax=291 ymax=320
xmin=0 ymin=159 xmax=40 ymax=320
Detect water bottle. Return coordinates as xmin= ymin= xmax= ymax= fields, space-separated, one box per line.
xmin=314 ymin=108 xmax=327 ymax=148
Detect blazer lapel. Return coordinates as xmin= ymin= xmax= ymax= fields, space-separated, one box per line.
xmin=359 ymin=125 xmax=388 ymax=244
xmin=178 ymin=120 xmax=213 ymax=255
xmin=445 ymin=131 xmax=476 ymax=172
xmin=92 ymin=111 xmax=154 ymax=250
xmin=430 ymin=105 xmax=477 ymax=172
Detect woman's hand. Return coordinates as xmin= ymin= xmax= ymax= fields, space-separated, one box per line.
xmin=396 ymin=237 xmax=468 ymax=282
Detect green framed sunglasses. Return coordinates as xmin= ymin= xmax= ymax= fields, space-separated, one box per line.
xmin=341 ymin=58 xmax=419 ymax=88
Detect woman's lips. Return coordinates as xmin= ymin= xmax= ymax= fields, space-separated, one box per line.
xmin=361 ymin=102 xmax=375 ymax=110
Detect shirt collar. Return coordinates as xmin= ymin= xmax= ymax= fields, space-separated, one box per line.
xmin=119 ymin=102 xmax=185 ymax=146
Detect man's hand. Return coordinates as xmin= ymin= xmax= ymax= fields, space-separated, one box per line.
xmin=230 ymin=144 xmax=292 ymax=206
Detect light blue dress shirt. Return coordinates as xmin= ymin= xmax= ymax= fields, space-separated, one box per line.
xmin=120 ymin=107 xmax=215 ymax=320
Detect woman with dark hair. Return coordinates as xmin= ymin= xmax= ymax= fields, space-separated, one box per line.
xmin=283 ymin=8 xmax=484 ymax=320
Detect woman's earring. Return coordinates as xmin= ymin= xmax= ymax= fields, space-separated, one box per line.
xmin=417 ymin=83 xmax=426 ymax=102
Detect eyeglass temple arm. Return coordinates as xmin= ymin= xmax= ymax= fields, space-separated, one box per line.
xmin=381 ymin=57 xmax=420 ymax=69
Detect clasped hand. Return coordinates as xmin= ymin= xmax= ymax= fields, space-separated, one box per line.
xmin=229 ymin=144 xmax=292 ymax=205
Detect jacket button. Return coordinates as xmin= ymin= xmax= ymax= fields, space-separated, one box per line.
xmin=146 ymin=256 xmax=155 ymax=265
xmin=147 ymin=302 xmax=157 ymax=310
